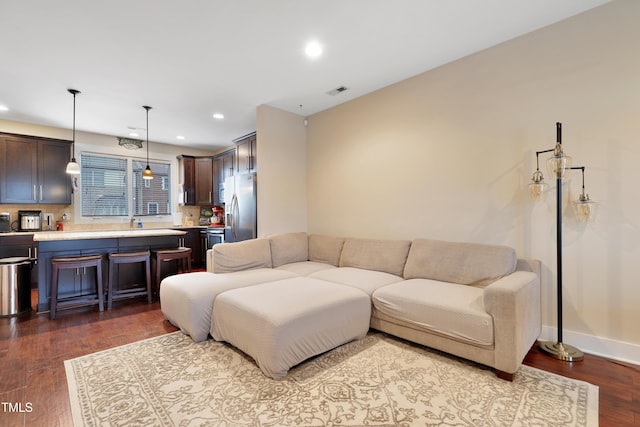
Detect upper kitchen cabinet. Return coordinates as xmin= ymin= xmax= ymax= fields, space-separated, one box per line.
xmin=178 ymin=155 xmax=196 ymax=206
xmin=0 ymin=134 xmax=72 ymax=204
xmin=212 ymin=148 xmax=235 ymax=206
xmin=194 ymin=156 xmax=214 ymax=206
xmin=179 ymin=155 xmax=215 ymax=206
xmin=235 ymin=132 xmax=256 ymax=174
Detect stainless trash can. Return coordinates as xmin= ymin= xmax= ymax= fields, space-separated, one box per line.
xmin=0 ymin=257 xmax=32 ymax=317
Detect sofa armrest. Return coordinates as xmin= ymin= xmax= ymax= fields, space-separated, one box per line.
xmin=206 ymin=249 xmax=214 ymax=273
xmin=483 ymin=270 xmax=541 ymax=374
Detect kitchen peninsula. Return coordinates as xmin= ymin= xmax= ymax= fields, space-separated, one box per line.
xmin=33 ymin=229 xmax=186 ymax=313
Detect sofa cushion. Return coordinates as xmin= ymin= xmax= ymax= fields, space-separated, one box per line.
xmin=308 ymin=234 xmax=344 ymax=266
xmin=309 ymin=267 xmax=403 ymax=296
xmin=269 ymin=232 xmax=309 ymax=268
xmin=211 ymin=238 xmax=272 ymax=273
xmin=339 ymin=237 xmax=411 ymax=276
xmin=276 ymin=261 xmax=336 ymax=276
xmin=403 ymin=239 xmax=516 ymax=287
xmin=372 ymin=279 xmax=494 ymax=346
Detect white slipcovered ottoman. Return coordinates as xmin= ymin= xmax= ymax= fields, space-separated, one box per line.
xmin=211 ymin=276 xmax=371 ymax=379
xmin=160 ymin=269 xmax=298 ymax=342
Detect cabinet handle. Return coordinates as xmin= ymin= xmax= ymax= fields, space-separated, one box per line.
xmin=209 ymin=192 xmax=212 ymax=203
xmin=40 ymin=185 xmax=43 ymax=201
xmin=33 ymin=185 xmax=37 ymax=201
xmin=34 ymin=247 xmax=38 ymax=264
xmin=28 ymin=248 xmax=32 ymax=258
xmin=184 ymin=191 xmax=188 ymax=204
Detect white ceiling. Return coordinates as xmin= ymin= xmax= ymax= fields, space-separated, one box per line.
xmin=0 ymin=0 xmax=609 ymax=151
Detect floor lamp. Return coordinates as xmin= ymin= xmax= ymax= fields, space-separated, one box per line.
xmin=528 ymin=122 xmax=597 ymax=362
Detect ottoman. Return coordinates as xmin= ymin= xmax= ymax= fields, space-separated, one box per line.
xmin=160 ymin=269 xmax=298 ymax=342
xmin=211 ymin=276 xmax=371 ymax=379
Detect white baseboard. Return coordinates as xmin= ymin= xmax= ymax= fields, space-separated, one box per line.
xmin=539 ymin=326 xmax=640 ymax=366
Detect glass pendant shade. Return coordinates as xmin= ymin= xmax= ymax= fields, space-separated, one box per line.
xmin=66 ymin=159 xmax=81 ymax=174
xmin=528 ymin=169 xmax=548 ymax=201
xmin=573 ymin=191 xmax=598 ymax=223
xmin=142 ymin=165 xmax=154 ymax=180
xmin=546 ymin=144 xmax=572 ymax=178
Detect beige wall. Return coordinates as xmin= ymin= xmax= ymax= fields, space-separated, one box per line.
xmin=256 ymin=105 xmax=307 ymax=237
xmin=306 ymin=1 xmax=640 ymax=362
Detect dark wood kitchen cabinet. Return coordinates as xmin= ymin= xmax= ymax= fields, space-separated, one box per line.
xmin=173 ymin=227 xmax=202 ymax=268
xmin=178 ymin=155 xmax=196 ymax=206
xmin=235 ymin=132 xmax=256 ymax=173
xmin=212 ymin=148 xmax=235 ymax=206
xmin=0 ymin=133 xmax=72 ymax=204
xmin=194 ymin=156 xmax=213 ymax=205
xmin=179 ymin=155 xmax=214 ymax=206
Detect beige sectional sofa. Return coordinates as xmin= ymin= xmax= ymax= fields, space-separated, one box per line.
xmin=160 ymin=232 xmax=540 ymax=381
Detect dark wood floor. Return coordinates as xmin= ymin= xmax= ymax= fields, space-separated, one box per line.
xmin=1 ymin=294 xmax=638 ymax=426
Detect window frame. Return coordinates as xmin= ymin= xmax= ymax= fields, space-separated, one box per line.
xmin=72 ymin=144 xmax=178 ymax=227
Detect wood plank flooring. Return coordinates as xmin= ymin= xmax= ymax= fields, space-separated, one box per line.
xmin=1 ymin=294 xmax=638 ymax=426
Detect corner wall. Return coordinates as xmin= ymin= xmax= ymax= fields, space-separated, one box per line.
xmin=256 ymin=105 xmax=307 ymax=237
xmin=305 ymin=1 xmax=640 ymax=362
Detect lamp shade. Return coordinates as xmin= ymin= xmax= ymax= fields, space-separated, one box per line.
xmin=142 ymin=165 xmax=154 ymax=180
xmin=528 ymin=169 xmax=548 ymax=201
xmin=573 ymin=191 xmax=598 ymax=223
xmin=546 ymin=143 xmax=572 ymax=178
xmin=65 ymin=160 xmax=81 ymax=175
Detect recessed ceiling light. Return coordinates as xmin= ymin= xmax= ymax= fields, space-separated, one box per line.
xmin=0 ymin=105 xmax=8 ymax=111
xmin=305 ymin=41 xmax=322 ymax=58
xmin=213 ymin=113 xmax=224 ymax=119
xmin=176 ymin=135 xmax=185 ymax=140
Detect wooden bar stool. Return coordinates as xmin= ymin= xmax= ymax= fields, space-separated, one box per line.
xmin=50 ymin=254 xmax=104 ymax=320
xmin=107 ymin=250 xmax=151 ymax=309
xmin=151 ymin=247 xmax=192 ymax=298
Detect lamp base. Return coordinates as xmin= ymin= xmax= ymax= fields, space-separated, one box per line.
xmin=538 ymin=341 xmax=584 ymax=362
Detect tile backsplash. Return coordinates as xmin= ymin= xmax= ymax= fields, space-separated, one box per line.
xmin=0 ymin=204 xmax=202 ymax=231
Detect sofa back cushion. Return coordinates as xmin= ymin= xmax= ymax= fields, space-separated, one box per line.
xmin=212 ymin=238 xmax=272 ymax=273
xmin=308 ymin=234 xmax=345 ymax=266
xmin=339 ymin=237 xmax=411 ymax=276
xmin=403 ymin=239 xmax=516 ymax=287
xmin=269 ymin=232 xmax=309 ymax=267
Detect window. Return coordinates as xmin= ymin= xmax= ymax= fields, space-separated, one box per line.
xmin=132 ymin=160 xmax=171 ymax=216
xmin=80 ymin=154 xmax=171 ymax=217
xmin=81 ymin=154 xmax=128 ymax=216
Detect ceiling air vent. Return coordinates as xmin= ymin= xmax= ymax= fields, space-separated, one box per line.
xmin=326 ymin=86 xmax=349 ymax=96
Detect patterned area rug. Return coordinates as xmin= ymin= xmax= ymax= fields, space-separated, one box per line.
xmin=65 ymin=331 xmax=598 ymax=426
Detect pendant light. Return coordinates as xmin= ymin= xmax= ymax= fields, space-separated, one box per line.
xmin=142 ymin=105 xmax=153 ymax=180
xmin=65 ymin=89 xmax=81 ymax=174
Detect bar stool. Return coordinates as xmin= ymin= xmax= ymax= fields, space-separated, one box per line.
xmin=151 ymin=247 xmax=192 ymax=298
xmin=107 ymin=250 xmax=152 ymax=309
xmin=50 ymin=254 xmax=104 ymax=320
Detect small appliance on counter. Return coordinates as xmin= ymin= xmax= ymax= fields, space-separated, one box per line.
xmin=0 ymin=212 xmax=10 ymax=233
xmin=211 ymin=206 xmax=224 ymax=226
xmin=18 ymin=210 xmax=42 ymax=232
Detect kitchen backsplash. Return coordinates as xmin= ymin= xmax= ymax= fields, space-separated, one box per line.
xmin=0 ymin=204 xmax=203 ymax=231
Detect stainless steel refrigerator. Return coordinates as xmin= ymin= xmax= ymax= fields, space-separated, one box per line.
xmin=223 ymin=172 xmax=257 ymax=242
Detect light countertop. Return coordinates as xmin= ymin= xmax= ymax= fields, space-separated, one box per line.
xmin=32 ymin=228 xmax=186 ymax=242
